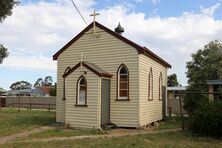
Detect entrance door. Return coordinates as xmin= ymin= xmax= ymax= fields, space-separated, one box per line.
xmin=162 ymin=86 xmax=166 ymax=118
xmin=101 ymin=79 xmax=110 ymax=126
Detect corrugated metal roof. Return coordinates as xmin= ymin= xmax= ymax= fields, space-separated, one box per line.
xmin=167 ymin=86 xmax=186 ymax=91
xmin=206 ymin=80 xmax=222 ymax=85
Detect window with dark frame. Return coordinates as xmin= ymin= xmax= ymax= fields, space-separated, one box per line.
xmin=77 ymin=76 xmax=87 ymax=106
xmin=159 ymin=72 xmax=163 ymax=100
xmin=117 ymin=64 xmax=129 ymax=100
xmin=148 ymin=68 xmax=153 ymax=100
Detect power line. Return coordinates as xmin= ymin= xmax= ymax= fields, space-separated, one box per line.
xmin=70 ymin=0 xmax=88 ymax=25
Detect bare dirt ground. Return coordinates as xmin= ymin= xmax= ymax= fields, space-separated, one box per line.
xmin=1 ymin=128 xmax=181 ymax=144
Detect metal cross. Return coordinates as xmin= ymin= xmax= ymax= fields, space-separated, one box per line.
xmin=90 ymin=9 xmax=100 ymax=36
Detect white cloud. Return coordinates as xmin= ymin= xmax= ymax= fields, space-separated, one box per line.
xmin=1 ymin=1 xmax=222 ymax=85
xmin=1 ymin=55 xmax=56 ymax=71
xmin=200 ymin=2 xmax=221 ymax=16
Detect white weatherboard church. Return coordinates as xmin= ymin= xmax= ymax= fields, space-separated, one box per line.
xmin=53 ymin=12 xmax=171 ymax=129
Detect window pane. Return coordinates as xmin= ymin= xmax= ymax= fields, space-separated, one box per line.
xmin=79 ymin=90 xmax=86 ymax=105
xmin=120 ymin=82 xmax=127 ymax=89
xmin=120 ymin=67 xmax=127 ymax=74
xmin=120 ymin=90 xmax=127 ymax=97
xmin=80 ymin=85 xmax=86 ymax=90
xmin=80 ymin=78 xmax=86 ymax=85
xmin=120 ymin=76 xmax=127 ymax=82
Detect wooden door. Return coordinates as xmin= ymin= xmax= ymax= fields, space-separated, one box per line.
xmin=101 ymin=79 xmax=110 ymax=126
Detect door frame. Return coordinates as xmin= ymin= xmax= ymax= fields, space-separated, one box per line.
xmin=100 ymin=78 xmax=111 ymax=126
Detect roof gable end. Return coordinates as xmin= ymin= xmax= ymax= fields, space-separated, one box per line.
xmin=53 ymin=22 xmax=171 ymax=68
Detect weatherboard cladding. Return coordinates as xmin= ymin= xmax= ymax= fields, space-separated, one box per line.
xmin=139 ymin=54 xmax=167 ymax=125
xmin=53 ymin=21 xmax=171 ymax=68
xmin=56 ymin=26 xmax=139 ymax=127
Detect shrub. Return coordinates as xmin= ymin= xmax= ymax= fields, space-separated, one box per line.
xmin=190 ymin=101 xmax=222 ymax=137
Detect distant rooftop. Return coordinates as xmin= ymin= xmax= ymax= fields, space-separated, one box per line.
xmin=167 ymin=86 xmax=186 ymax=91
xmin=206 ymin=80 xmax=222 ymax=85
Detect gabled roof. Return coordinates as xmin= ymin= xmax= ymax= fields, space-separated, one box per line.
xmin=167 ymin=86 xmax=186 ymax=91
xmin=63 ymin=61 xmax=113 ymax=78
xmin=37 ymin=86 xmax=52 ymax=94
xmin=53 ymin=21 xmax=171 ymax=68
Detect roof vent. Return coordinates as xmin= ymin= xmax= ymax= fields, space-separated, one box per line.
xmin=115 ymin=22 xmax=124 ymax=35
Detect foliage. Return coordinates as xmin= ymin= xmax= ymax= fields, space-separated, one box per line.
xmin=0 ymin=44 xmax=9 ymax=63
xmin=167 ymin=73 xmax=180 ymax=87
xmin=34 ymin=78 xmax=43 ymax=87
xmin=186 ymin=40 xmax=222 ymax=85
xmin=183 ymin=85 xmax=209 ymax=115
xmin=44 ymin=76 xmax=53 ymax=86
xmin=50 ymin=83 xmax=57 ymax=96
xmin=190 ymin=101 xmax=222 ymax=137
xmin=34 ymin=76 xmax=53 ymax=87
xmin=0 ymin=0 xmax=19 ymax=22
xmin=10 ymin=81 xmax=32 ymax=90
xmin=184 ymin=40 xmax=222 ymax=114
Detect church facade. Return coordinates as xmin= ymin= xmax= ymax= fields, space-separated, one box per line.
xmin=53 ymin=21 xmax=171 ymax=129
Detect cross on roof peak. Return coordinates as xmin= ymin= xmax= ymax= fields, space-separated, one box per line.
xmin=90 ymin=9 xmax=100 ymax=36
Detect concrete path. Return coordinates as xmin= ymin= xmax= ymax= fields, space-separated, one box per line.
xmin=6 ymin=128 xmax=181 ymax=144
xmin=0 ymin=126 xmax=54 ymax=145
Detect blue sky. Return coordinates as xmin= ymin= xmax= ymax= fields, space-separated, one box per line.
xmin=1 ymin=0 xmax=222 ymax=90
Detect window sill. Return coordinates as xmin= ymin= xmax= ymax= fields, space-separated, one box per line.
xmin=75 ymin=105 xmax=88 ymax=107
xmin=115 ymin=99 xmax=130 ymax=101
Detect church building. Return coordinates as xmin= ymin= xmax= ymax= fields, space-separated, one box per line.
xmin=53 ymin=18 xmax=171 ymax=129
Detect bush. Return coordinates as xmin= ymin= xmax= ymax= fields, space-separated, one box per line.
xmin=190 ymin=101 xmax=222 ymax=137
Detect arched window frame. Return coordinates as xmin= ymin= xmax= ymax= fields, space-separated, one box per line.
xmin=148 ymin=68 xmax=153 ymax=101
xmin=159 ymin=72 xmax=163 ymax=101
xmin=63 ymin=67 xmax=71 ymax=100
xmin=76 ymin=76 xmax=87 ymax=106
xmin=117 ymin=64 xmax=129 ymax=100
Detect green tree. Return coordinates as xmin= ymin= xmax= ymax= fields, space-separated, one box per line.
xmin=0 ymin=0 xmax=19 ymax=63
xmin=34 ymin=76 xmax=53 ymax=87
xmin=0 ymin=0 xmax=19 ymax=22
xmin=167 ymin=73 xmax=179 ymax=87
xmin=10 ymin=81 xmax=32 ymax=90
xmin=0 ymin=44 xmax=9 ymax=63
xmin=50 ymin=83 xmax=57 ymax=96
xmin=186 ymin=40 xmax=222 ymax=85
xmin=34 ymin=78 xmax=43 ymax=87
xmin=44 ymin=76 xmax=53 ymax=86
xmin=184 ymin=40 xmax=222 ymax=114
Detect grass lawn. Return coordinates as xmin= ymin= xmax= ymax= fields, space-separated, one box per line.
xmin=3 ymin=131 xmax=222 ymax=148
xmin=158 ymin=116 xmax=188 ymax=130
xmin=1 ymin=109 xmax=221 ymax=147
xmin=0 ymin=108 xmax=55 ymax=137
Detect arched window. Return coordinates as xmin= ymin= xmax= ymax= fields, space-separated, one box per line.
xmin=63 ymin=67 xmax=71 ymax=100
xmin=76 ymin=76 xmax=87 ymax=106
xmin=148 ymin=68 xmax=153 ymax=100
xmin=117 ymin=64 xmax=129 ymax=100
xmin=159 ymin=72 xmax=163 ymax=100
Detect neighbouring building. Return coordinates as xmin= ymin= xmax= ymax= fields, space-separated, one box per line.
xmin=53 ymin=21 xmax=171 ymax=129
xmin=167 ymin=86 xmax=186 ymax=115
xmin=206 ymin=80 xmax=222 ymax=102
